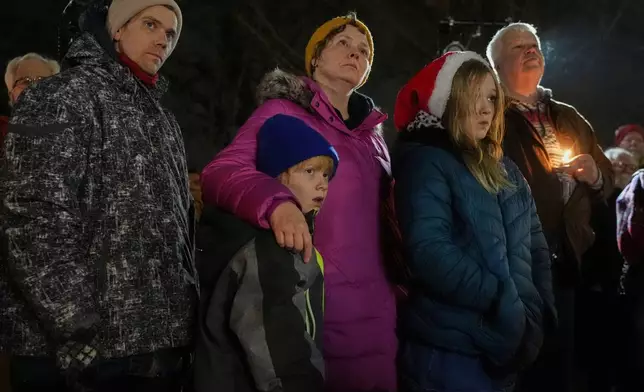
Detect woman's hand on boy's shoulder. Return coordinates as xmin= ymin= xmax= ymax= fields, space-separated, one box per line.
xmin=269 ymin=202 xmax=313 ymax=262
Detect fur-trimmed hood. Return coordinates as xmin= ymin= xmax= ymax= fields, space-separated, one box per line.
xmin=255 ymin=68 xmax=385 ymax=135
xmin=256 ymin=68 xmax=314 ymax=109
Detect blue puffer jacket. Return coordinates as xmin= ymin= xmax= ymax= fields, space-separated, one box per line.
xmin=393 ymin=128 xmax=556 ymax=370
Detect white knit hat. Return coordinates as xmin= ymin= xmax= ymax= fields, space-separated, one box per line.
xmin=107 ymin=0 xmax=183 ymax=41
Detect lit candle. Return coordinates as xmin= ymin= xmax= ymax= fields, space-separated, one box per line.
xmin=562 ymin=149 xmax=572 ymax=164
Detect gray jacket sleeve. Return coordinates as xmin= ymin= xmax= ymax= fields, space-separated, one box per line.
xmin=229 ymin=234 xmax=324 ymax=392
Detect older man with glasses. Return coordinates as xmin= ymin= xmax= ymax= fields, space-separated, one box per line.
xmin=4 ymin=53 xmax=60 ymax=106
xmin=487 ymin=22 xmax=613 ymax=392
xmin=1 ymin=53 xmax=60 ymax=143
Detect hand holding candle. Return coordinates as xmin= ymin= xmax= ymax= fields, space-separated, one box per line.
xmin=558 ymin=152 xmax=600 ymax=185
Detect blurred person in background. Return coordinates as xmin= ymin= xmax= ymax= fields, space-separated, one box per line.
xmin=1 ymin=53 xmax=60 ymax=143
xmin=576 ymin=147 xmax=638 ymax=392
xmin=615 ymin=124 xmax=644 ymax=168
xmin=617 ymin=168 xmax=644 ymax=391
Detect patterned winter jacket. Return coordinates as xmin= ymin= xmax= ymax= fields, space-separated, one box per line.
xmin=0 ymin=32 xmax=197 ymax=358
xmin=0 ymin=116 xmax=8 ymax=146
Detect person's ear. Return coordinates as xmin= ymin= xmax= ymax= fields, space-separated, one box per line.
xmin=114 ymin=25 xmax=125 ymax=41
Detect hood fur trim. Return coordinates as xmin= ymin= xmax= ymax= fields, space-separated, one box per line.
xmin=255 ymin=68 xmax=384 ymax=136
xmin=373 ymin=121 xmax=384 ymax=136
xmin=256 ymin=68 xmax=313 ymax=109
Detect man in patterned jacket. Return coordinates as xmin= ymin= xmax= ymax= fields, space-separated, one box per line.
xmin=0 ymin=0 xmax=196 ymax=390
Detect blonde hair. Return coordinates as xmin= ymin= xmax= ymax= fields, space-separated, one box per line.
xmin=444 ymin=59 xmax=511 ymax=193
xmin=4 ymin=53 xmax=60 ymax=91
xmin=486 ymin=22 xmax=539 ymax=70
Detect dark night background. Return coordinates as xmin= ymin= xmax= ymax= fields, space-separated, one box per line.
xmin=1 ymin=0 xmax=642 ymax=170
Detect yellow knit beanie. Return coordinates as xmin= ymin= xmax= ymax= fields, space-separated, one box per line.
xmin=305 ymin=15 xmax=374 ymax=88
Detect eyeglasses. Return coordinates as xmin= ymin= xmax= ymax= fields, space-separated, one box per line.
xmin=612 ymin=161 xmax=637 ymax=172
xmin=12 ymin=76 xmax=45 ymax=90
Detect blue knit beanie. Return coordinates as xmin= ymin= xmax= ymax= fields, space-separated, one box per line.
xmin=257 ymin=114 xmax=339 ymax=178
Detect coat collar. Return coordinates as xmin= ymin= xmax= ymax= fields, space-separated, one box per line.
xmin=256 ymin=68 xmax=387 ymax=136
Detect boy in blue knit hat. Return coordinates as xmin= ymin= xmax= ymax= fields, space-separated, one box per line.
xmin=193 ymin=114 xmax=338 ymax=392
xmin=256 ymin=114 xmax=339 ymax=213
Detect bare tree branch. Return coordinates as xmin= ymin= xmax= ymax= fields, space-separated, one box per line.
xmin=234 ymin=12 xmax=298 ymax=70
xmin=247 ymin=0 xmax=304 ymax=65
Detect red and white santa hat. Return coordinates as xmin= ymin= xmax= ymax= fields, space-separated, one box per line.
xmin=394 ymin=51 xmax=490 ymax=131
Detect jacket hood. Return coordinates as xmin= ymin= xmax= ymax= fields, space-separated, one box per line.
xmin=257 ymin=68 xmax=314 ymax=109
xmin=398 ymin=120 xmax=454 ymax=152
xmin=64 ymin=0 xmax=116 ymax=69
xmin=256 ymin=68 xmax=385 ymax=135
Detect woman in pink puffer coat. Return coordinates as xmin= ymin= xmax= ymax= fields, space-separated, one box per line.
xmin=200 ymin=13 xmax=399 ymax=392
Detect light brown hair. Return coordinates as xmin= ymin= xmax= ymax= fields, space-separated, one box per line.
xmin=444 ymin=59 xmax=511 ymax=193
xmin=310 ymin=12 xmax=367 ymax=75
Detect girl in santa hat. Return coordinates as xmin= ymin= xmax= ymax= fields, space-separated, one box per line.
xmin=393 ymin=51 xmax=556 ymax=391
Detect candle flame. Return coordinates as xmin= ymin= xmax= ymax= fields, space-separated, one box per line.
xmin=562 ymin=149 xmax=572 ymax=164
